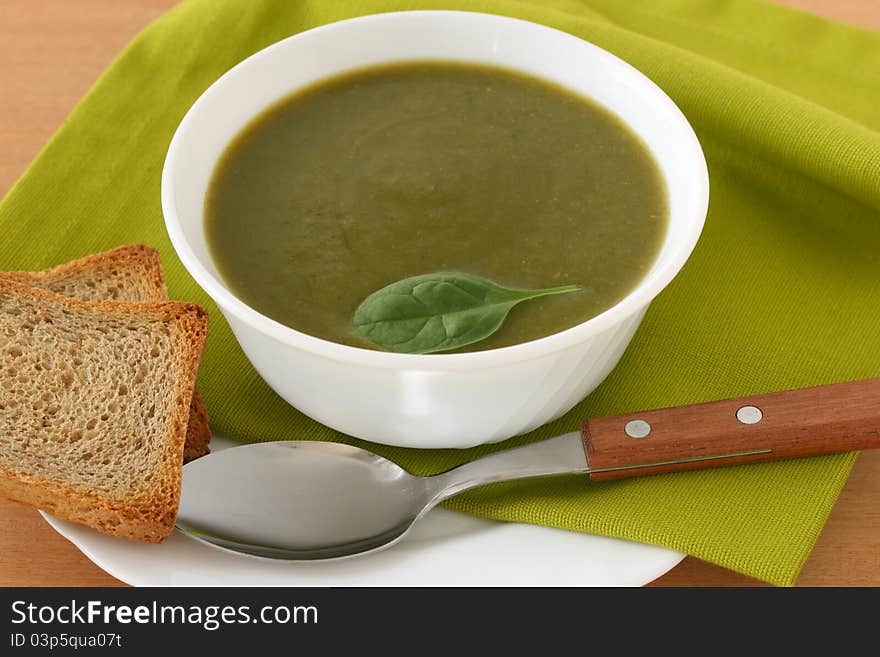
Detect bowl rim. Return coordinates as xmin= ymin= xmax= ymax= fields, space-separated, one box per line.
xmin=161 ymin=9 xmax=709 ymax=371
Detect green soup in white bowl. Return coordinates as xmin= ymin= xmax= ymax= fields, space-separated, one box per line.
xmin=162 ymin=11 xmax=708 ymax=448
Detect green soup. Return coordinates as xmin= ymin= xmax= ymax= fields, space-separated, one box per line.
xmin=206 ymin=62 xmax=668 ymax=352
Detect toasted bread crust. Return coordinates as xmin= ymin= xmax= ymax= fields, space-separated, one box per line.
xmin=2 ymin=244 xmax=168 ymax=302
xmin=0 ymin=465 xmax=176 ymax=543
xmin=183 ymin=388 xmax=212 ymax=462
xmin=1 ymin=245 xmax=211 ymax=461
xmin=0 ymin=279 xmax=209 ymax=542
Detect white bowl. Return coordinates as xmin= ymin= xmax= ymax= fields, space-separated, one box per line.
xmin=162 ymin=11 xmax=708 ymax=449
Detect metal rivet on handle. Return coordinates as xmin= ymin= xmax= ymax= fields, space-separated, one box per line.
xmin=736 ymin=405 xmax=763 ymax=425
xmin=624 ymin=419 xmax=652 ymax=439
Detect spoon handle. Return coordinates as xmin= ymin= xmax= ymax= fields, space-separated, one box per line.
xmin=430 ymin=432 xmax=589 ymax=502
xmin=432 ymin=378 xmax=880 ymax=499
xmin=582 ymin=377 xmax=880 ymax=481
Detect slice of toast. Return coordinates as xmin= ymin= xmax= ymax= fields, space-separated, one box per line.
xmin=1 ymin=245 xmax=211 ymax=461
xmin=0 ymin=279 xmax=208 ymax=542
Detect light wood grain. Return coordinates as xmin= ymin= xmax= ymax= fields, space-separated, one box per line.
xmin=774 ymin=0 xmax=880 ymax=30
xmin=0 ymin=0 xmax=877 ymax=587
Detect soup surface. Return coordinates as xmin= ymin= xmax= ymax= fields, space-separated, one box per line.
xmin=206 ymin=62 xmax=668 ymax=352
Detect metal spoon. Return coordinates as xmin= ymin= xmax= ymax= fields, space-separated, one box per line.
xmin=176 ymin=377 xmax=880 ymax=560
xmin=176 ymin=433 xmax=588 ymax=560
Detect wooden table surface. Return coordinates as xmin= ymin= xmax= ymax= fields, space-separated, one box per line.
xmin=1 ymin=0 xmax=878 ymax=587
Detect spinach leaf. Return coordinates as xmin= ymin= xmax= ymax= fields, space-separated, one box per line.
xmin=352 ymin=272 xmax=582 ymax=354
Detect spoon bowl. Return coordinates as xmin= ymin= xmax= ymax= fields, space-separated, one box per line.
xmin=177 ymin=442 xmax=440 ymax=559
xmin=177 ymin=433 xmax=588 ymax=560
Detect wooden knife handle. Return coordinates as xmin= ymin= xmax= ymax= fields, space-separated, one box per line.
xmin=581 ymin=378 xmax=880 ymax=481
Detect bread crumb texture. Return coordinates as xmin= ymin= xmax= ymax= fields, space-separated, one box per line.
xmin=0 ymin=280 xmax=207 ymax=542
xmin=1 ymin=245 xmax=210 ymax=462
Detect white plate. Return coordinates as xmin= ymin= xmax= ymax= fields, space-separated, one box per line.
xmin=42 ymin=438 xmax=684 ymax=586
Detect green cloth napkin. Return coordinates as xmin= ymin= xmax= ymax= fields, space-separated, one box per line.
xmin=2 ymin=0 xmax=879 ymax=586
